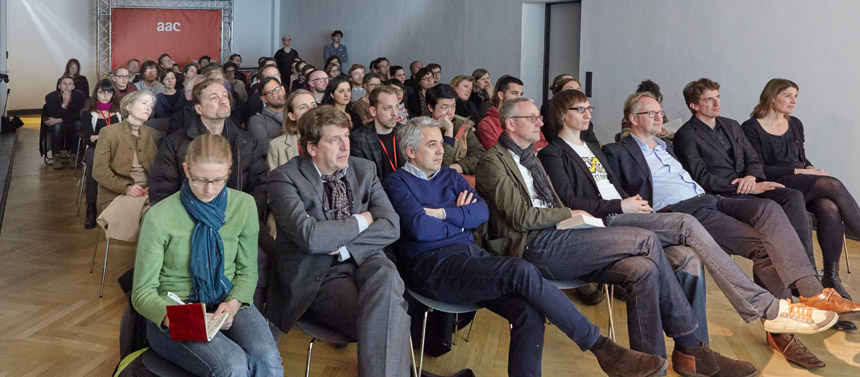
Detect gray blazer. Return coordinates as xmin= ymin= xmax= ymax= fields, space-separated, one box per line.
xmin=265 ymin=155 xmax=400 ymax=332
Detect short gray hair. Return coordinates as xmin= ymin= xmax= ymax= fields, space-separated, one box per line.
xmin=498 ymin=97 xmax=534 ymax=129
xmin=397 ymin=116 xmax=442 ymax=158
xmin=119 ymin=90 xmax=156 ymax=118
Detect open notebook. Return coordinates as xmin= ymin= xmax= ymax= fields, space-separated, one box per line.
xmin=166 ymin=303 xmax=228 ymax=342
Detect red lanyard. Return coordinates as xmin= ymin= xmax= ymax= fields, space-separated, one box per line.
xmin=378 ymin=134 xmax=397 ymax=172
xmin=98 ymin=110 xmax=112 ymax=126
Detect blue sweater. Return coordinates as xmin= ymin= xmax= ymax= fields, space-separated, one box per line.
xmin=383 ymin=167 xmax=489 ymax=263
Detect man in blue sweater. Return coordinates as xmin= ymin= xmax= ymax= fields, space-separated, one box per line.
xmin=382 ymin=117 xmax=668 ymax=377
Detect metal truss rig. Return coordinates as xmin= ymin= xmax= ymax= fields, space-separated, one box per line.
xmin=96 ymin=0 xmax=233 ymax=78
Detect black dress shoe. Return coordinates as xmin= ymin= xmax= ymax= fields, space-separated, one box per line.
xmin=832 ymin=320 xmax=856 ymax=331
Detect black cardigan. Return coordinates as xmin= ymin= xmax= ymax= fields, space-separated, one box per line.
xmin=741 ymin=116 xmax=812 ymax=180
xmin=537 ymin=136 xmax=628 ymax=217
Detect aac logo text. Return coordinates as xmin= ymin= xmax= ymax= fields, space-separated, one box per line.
xmin=156 ymin=22 xmax=181 ymax=32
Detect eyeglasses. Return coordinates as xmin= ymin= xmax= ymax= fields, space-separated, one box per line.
xmin=190 ymin=175 xmax=229 ymax=187
xmin=263 ymin=85 xmax=283 ymax=96
xmin=97 ymin=90 xmax=114 ymax=95
xmin=635 ymin=110 xmax=666 ymax=119
xmin=431 ymin=70 xmax=441 ymax=76
xmin=144 ymin=69 xmax=158 ymax=73
xmin=435 ymin=104 xmax=455 ymax=112
xmin=510 ymin=115 xmax=543 ymax=123
xmin=114 ymin=75 xmax=130 ymax=79
xmin=569 ymin=106 xmax=595 ymax=114
xmin=310 ymin=77 xmax=329 ymax=83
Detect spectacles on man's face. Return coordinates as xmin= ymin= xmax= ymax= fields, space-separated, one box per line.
xmin=511 ymin=115 xmax=543 ymax=123
xmin=431 ymin=70 xmax=441 ymax=77
xmin=263 ymin=85 xmax=283 ymax=96
xmin=190 ymin=175 xmax=229 ymax=187
xmin=569 ymin=106 xmax=595 ymax=114
xmin=310 ymin=77 xmax=329 ymax=83
xmin=144 ymin=69 xmax=158 ymax=73
xmin=635 ymin=110 xmax=665 ymax=119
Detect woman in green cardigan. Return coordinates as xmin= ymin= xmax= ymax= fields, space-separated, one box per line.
xmin=132 ymin=134 xmax=282 ymax=376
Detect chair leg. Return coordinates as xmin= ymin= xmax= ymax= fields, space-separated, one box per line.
xmin=305 ymin=337 xmax=316 ymax=377
xmin=99 ymin=238 xmax=111 ymax=298
xmin=72 ymin=139 xmax=82 ymax=173
xmin=419 ymin=309 xmax=431 ymax=374
xmin=605 ymin=284 xmax=615 ymax=341
xmin=452 ymin=313 xmax=458 ymax=346
xmin=844 ymin=235 xmax=851 ymax=273
xmin=463 ymin=310 xmax=477 ymax=342
xmin=409 ymin=334 xmax=419 ymax=377
xmin=90 ymin=227 xmax=100 ymax=273
xmin=76 ymin=167 xmax=85 ymax=217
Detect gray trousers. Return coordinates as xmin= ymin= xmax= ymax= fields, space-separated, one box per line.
xmin=300 ymin=253 xmax=411 ymax=377
xmin=607 ymin=212 xmax=777 ymax=323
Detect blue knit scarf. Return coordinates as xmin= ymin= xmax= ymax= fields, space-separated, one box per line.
xmin=180 ymin=179 xmax=233 ymax=308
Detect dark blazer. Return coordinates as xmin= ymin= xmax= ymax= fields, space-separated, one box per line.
xmin=538 ymin=137 xmax=628 ymax=218
xmin=673 ymin=116 xmax=765 ymax=194
xmin=44 ymin=89 xmax=86 ymax=124
xmin=741 ymin=116 xmax=812 ymax=180
xmin=602 ymin=136 xmax=676 ymax=205
xmin=350 ymin=122 xmax=406 ymax=179
xmin=266 ymin=156 xmax=400 ymax=332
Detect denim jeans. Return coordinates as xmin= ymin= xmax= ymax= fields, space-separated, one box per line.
xmin=146 ymin=305 xmax=283 ymax=377
xmin=669 ymin=194 xmax=817 ymax=299
xmin=49 ymin=120 xmax=81 ymax=155
xmin=406 ymin=242 xmax=602 ymax=377
xmin=522 ymin=226 xmax=698 ymax=358
xmin=606 ymin=212 xmax=778 ymax=332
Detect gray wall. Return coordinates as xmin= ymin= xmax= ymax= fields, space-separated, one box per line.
xmin=579 ymin=0 xmax=860 ymax=198
xmin=5 ymin=0 xmax=275 ymax=111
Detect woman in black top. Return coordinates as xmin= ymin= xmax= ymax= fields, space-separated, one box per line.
xmin=80 ymin=79 xmax=122 ymax=228
xmin=154 ymin=70 xmax=186 ymax=119
xmin=742 ymin=78 xmax=860 ymax=300
xmin=64 ymin=58 xmax=89 ymax=98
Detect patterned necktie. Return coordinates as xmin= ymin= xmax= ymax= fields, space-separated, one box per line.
xmin=321 ymin=171 xmax=352 ymax=220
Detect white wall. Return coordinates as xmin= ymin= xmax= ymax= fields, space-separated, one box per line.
xmin=520 ymin=3 xmax=545 ymax=104
xmin=5 ymin=0 xmax=274 ymax=111
xmin=579 ymin=0 xmax=860 ymax=198
xmin=0 ymin=0 xmax=9 ymax=115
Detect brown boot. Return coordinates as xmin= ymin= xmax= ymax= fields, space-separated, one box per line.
xmin=672 ymin=343 xmax=757 ymax=377
xmin=799 ymin=288 xmax=860 ymax=320
xmin=591 ymin=337 xmax=667 ymax=377
xmin=767 ymin=332 xmax=824 ymax=369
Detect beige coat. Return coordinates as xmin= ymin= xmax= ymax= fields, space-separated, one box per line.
xmin=92 ymin=120 xmax=158 ymax=211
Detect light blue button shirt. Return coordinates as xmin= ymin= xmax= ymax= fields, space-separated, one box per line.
xmin=631 ymin=135 xmax=704 ymax=211
xmin=313 ymin=163 xmax=368 ymax=262
xmin=402 ymin=162 xmax=447 ymax=220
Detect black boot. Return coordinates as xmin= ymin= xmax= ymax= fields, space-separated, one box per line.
xmin=84 ymin=203 xmax=97 ymax=229
xmin=821 ymin=261 xmax=852 ymax=300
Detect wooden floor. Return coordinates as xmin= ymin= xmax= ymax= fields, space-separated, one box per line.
xmin=1 ymin=126 xmax=859 ymax=376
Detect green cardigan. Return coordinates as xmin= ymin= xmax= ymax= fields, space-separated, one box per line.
xmin=131 ymin=188 xmax=259 ymax=327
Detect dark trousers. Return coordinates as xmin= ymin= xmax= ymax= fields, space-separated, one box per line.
xmin=669 ymin=194 xmax=816 ymax=299
xmin=83 ymin=147 xmax=97 ymax=204
xmin=405 ymin=242 xmax=602 ymax=377
xmin=522 ymin=226 xmax=699 ymax=358
xmin=300 ymin=253 xmax=411 ymax=377
xmin=739 ymin=187 xmax=815 ymax=266
xmin=50 ymin=121 xmax=81 ymax=155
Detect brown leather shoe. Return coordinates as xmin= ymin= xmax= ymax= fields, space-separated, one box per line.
xmin=571 ymin=282 xmax=605 ymax=306
xmin=767 ymin=332 xmax=825 ymax=369
xmin=672 ymin=343 xmax=757 ymax=377
xmin=799 ymin=288 xmax=860 ymax=320
xmin=591 ymin=337 xmax=667 ymax=377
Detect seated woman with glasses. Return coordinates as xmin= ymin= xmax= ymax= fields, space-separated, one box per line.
xmin=154 ymin=70 xmax=187 ymax=119
xmin=80 ymin=79 xmax=122 ymax=228
xmin=92 ymin=91 xmax=158 ymax=212
xmin=132 ymin=134 xmax=283 ymax=377
xmin=742 ymin=78 xmax=860 ymax=300
xmin=406 ymin=67 xmax=435 ymax=117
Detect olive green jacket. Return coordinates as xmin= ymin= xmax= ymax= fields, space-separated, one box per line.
xmin=475 ymin=142 xmax=572 ymax=257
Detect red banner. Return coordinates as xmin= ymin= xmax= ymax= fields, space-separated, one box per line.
xmin=111 ymin=8 xmax=221 ymax=70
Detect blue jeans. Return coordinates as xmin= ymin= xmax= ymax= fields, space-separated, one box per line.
xmin=523 ymin=226 xmax=698 ymax=358
xmin=405 ymin=242 xmax=601 ymax=377
xmin=49 ymin=120 xmax=81 ymax=155
xmin=146 ymin=305 xmax=283 ymax=377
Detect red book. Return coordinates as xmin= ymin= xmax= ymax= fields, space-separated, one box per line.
xmin=166 ymin=303 xmax=228 ymax=342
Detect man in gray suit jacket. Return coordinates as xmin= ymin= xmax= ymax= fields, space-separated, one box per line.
xmin=267 ymin=105 xmax=411 ymax=377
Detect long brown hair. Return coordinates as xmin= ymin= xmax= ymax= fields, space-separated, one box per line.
xmin=751 ymin=78 xmax=798 ymax=119
xmin=64 ymin=58 xmax=82 ymax=79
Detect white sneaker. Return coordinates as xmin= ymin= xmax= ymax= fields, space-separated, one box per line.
xmin=764 ymin=299 xmax=838 ymax=335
